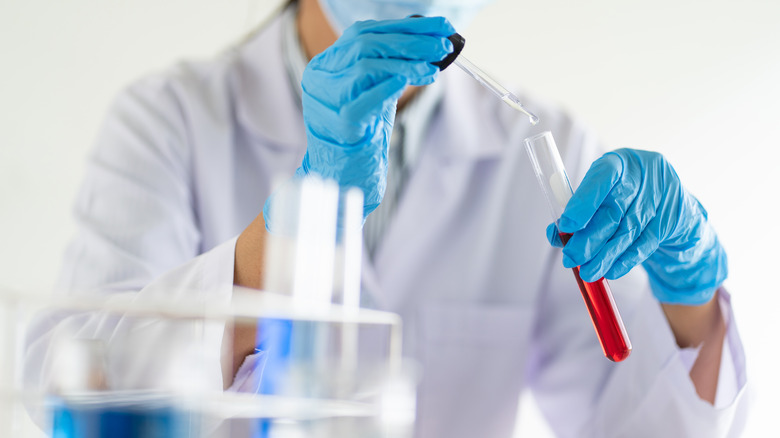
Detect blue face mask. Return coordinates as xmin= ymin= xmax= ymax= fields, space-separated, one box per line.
xmin=318 ymin=0 xmax=495 ymax=34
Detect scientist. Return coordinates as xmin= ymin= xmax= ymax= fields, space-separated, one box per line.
xmin=26 ymin=0 xmax=748 ymax=436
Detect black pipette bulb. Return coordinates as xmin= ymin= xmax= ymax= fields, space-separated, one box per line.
xmin=434 ymin=33 xmax=465 ymax=70
xmin=409 ymin=15 xmax=465 ymax=71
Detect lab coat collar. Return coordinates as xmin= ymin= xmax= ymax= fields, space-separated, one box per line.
xmin=280 ymin=2 xmax=307 ymax=107
xmin=231 ymin=7 xmax=306 ymax=150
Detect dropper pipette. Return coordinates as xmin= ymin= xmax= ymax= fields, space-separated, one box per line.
xmin=412 ymin=15 xmax=539 ymax=126
xmin=453 ymin=56 xmax=539 ymax=125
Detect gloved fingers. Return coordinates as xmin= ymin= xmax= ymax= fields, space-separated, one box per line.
xmin=341 ymin=75 xmax=408 ymax=122
xmin=305 ymin=59 xmax=437 ymax=111
xmin=302 ymin=72 xmax=406 ymax=146
xmin=577 ymin=219 xmax=648 ymax=281
xmin=576 ymin=189 xmax=660 ymax=279
xmin=558 ymin=152 xmax=625 ymax=234
xmin=343 ymin=16 xmax=456 ymax=40
xmin=322 ymin=33 xmax=454 ymax=69
xmin=561 ymin=185 xmax=638 ymax=267
xmin=343 ymin=58 xmax=440 ymax=84
xmin=604 ymin=220 xmax=662 ymax=280
xmin=302 ymin=90 xmax=372 ymax=145
xmin=545 ymin=223 xmax=564 ymax=248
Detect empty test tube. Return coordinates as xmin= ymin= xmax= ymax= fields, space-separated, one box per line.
xmin=524 ymin=131 xmax=631 ymax=362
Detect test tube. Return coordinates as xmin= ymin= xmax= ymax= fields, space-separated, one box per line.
xmin=524 ymin=131 xmax=632 ymax=362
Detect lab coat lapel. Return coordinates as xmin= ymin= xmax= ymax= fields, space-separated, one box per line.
xmin=233 ymin=13 xmax=306 ymax=150
xmin=369 ymin=73 xmax=509 ymax=312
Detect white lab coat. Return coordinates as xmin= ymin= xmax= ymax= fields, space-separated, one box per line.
xmin=25 ymin=9 xmax=748 ymax=438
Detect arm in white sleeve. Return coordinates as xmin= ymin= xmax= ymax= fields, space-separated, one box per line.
xmin=24 ymin=73 xmax=240 ymax=396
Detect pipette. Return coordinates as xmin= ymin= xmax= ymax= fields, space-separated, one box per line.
xmin=428 ymin=26 xmax=539 ymax=126
xmin=453 ymin=56 xmax=539 ymax=125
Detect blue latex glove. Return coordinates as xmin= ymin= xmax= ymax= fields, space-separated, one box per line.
xmin=263 ymin=17 xmax=455 ymax=232
xmin=546 ymin=148 xmax=727 ymax=305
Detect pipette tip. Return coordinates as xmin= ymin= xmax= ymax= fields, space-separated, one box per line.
xmin=501 ymin=94 xmax=540 ymax=126
xmin=451 ymin=56 xmax=539 ymax=125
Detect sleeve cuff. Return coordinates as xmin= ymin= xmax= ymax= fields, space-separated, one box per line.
xmin=712 ymin=289 xmax=745 ymax=408
xmin=227 ymin=350 xmax=268 ymax=394
xmin=671 ymin=289 xmax=745 ymax=408
xmin=104 ymin=236 xmax=240 ymax=392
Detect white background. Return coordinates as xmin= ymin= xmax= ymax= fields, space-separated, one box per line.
xmin=1 ymin=0 xmax=778 ymax=436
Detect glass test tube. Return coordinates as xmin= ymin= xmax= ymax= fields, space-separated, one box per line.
xmin=524 ymin=132 xmax=632 ymax=362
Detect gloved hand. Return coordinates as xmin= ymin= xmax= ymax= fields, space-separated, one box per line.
xmin=263 ymin=17 xmax=455 ymax=232
xmin=546 ymin=148 xmax=728 ymax=305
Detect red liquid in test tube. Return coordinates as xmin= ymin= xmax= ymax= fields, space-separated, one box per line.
xmin=525 ymin=131 xmax=633 ymax=362
xmin=559 ymin=232 xmax=632 ymax=362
